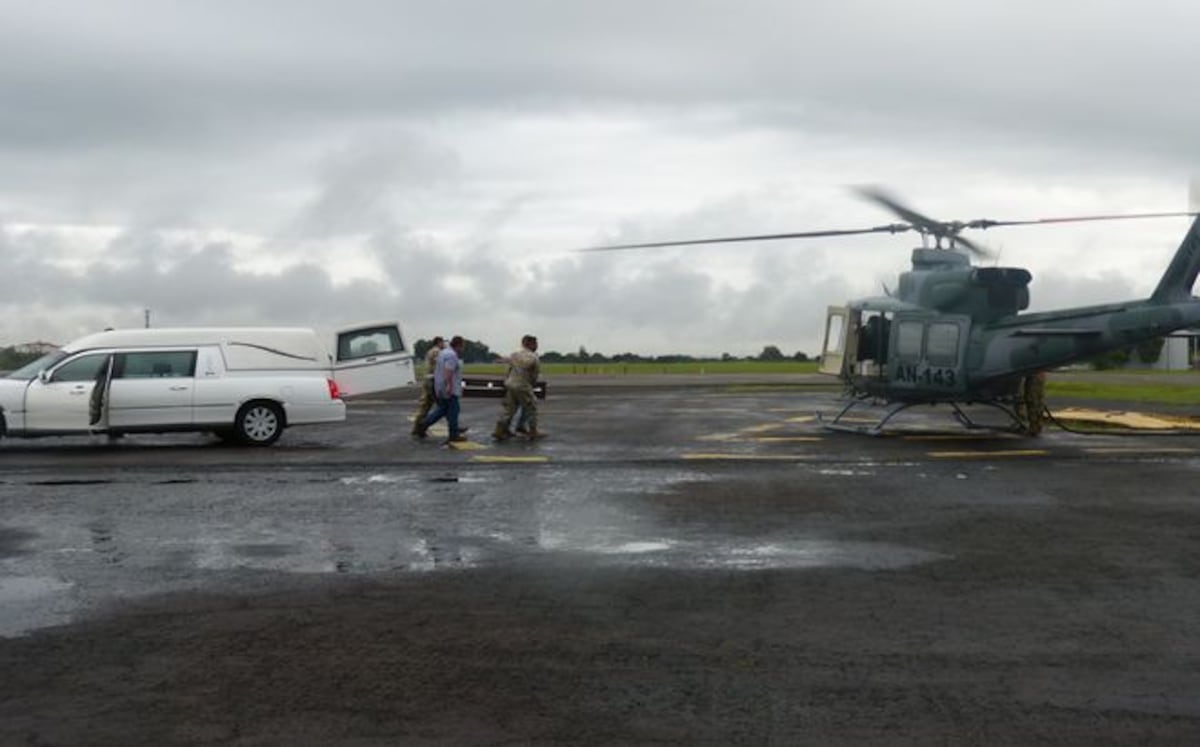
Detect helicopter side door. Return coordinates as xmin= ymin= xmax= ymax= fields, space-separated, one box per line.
xmin=819 ymin=306 xmax=860 ymax=377
xmin=887 ymin=315 xmax=969 ymax=397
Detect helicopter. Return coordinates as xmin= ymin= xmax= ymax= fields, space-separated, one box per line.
xmin=581 ymin=188 xmax=1200 ymax=435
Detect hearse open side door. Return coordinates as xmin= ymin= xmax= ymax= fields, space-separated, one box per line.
xmin=24 ymin=352 xmax=112 ymax=433
xmin=331 ymin=321 xmax=417 ymax=397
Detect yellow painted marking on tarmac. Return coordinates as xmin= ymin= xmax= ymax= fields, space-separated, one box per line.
xmin=928 ymin=449 xmax=1048 ymax=459
xmin=699 ymin=426 xmax=821 ymax=443
xmin=446 ymin=440 xmax=487 ymax=451
xmin=741 ymin=423 xmax=785 ymax=433
xmin=1053 ymin=408 xmax=1200 ymax=431
xmin=784 ymin=415 xmax=817 ymax=424
xmin=1083 ymin=446 xmax=1197 ymax=455
xmin=682 ymin=453 xmax=812 ymax=461
xmin=904 ymin=434 xmax=1009 ymax=441
xmin=471 ymin=455 xmax=551 ymax=463
xmin=696 ymin=432 xmax=741 ymax=442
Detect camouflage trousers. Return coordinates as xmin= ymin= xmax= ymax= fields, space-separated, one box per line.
xmin=496 ymin=384 xmax=537 ymax=433
xmin=1015 ymin=372 xmax=1047 ymax=436
xmin=412 ymin=378 xmax=435 ymax=432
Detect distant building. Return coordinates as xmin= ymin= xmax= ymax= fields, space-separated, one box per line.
xmin=1125 ymin=333 xmax=1196 ymax=371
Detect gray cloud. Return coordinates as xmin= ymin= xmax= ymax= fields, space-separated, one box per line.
xmin=3 ymin=0 xmax=1198 ymax=355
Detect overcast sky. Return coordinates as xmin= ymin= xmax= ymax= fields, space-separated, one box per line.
xmin=2 ymin=0 xmax=1198 ymax=356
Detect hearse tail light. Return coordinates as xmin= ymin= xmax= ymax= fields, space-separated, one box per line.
xmin=327 ymin=378 xmax=342 ymax=400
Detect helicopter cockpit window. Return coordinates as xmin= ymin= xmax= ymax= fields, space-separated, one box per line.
xmin=925 ymin=322 xmax=960 ymax=367
xmin=895 ymin=321 xmax=924 ymax=360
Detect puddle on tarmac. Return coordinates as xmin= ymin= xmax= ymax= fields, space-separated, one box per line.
xmin=694 ymin=540 xmax=943 ymax=571
xmin=0 ymin=575 xmax=73 ymax=601
xmin=339 ymin=473 xmax=489 ymax=486
xmin=608 ymin=541 xmax=674 ymax=554
xmin=0 ymin=467 xmax=940 ymax=637
xmin=553 ymin=535 xmax=941 ymax=571
xmin=0 ymin=576 xmax=76 ymax=637
xmin=250 ymin=469 xmax=939 ymax=574
xmin=28 ymin=479 xmax=113 ymax=486
xmin=233 ymin=543 xmax=300 ymax=559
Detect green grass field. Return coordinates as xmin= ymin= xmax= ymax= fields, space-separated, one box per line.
xmin=463 ymin=360 xmax=821 ymax=376
xmin=1046 ymin=378 xmax=1200 ymax=405
xmin=457 ymin=360 xmax=1200 ymax=406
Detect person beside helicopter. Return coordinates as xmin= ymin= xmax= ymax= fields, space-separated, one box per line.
xmin=492 ymin=334 xmax=545 ymax=440
xmin=1016 ymin=371 xmax=1047 ymax=436
xmin=416 ymin=335 xmax=469 ymax=443
xmin=411 ymin=335 xmax=445 ymax=436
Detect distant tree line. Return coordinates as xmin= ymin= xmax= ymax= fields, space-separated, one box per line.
xmin=413 ymin=338 xmax=495 ymax=364
xmin=0 ymin=346 xmax=43 ymax=371
xmin=1087 ymin=336 xmax=1166 ymax=370
xmin=413 ymin=339 xmax=810 ymax=365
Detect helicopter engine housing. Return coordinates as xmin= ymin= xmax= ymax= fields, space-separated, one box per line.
xmin=898 ymin=249 xmax=1031 ymax=323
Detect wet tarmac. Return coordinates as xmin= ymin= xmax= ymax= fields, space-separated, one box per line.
xmin=3 ymin=377 xmax=1200 ymax=742
xmin=2 ymin=379 xmax=1196 ymax=637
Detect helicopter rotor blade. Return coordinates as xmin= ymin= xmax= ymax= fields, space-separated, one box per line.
xmin=575 ymin=192 xmax=1199 ymax=255
xmin=576 ymin=223 xmax=912 ymax=252
xmin=854 ymin=185 xmax=942 ymax=232
xmin=855 ymin=185 xmax=994 ymax=259
xmin=965 ymin=211 xmax=1200 ymax=230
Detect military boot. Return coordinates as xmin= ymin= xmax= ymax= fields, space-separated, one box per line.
xmin=526 ymin=427 xmax=546 ymax=440
xmin=492 ymin=425 xmax=511 ymax=441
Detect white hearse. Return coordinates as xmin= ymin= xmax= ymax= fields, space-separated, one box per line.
xmin=0 ymin=322 xmax=415 ymax=446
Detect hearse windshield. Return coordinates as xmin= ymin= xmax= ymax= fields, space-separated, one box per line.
xmin=6 ymin=350 xmax=68 ymax=380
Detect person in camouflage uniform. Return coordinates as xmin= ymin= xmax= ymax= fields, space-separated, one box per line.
xmin=411 ymin=336 xmax=444 ymax=436
xmin=492 ymin=334 xmax=544 ymax=440
xmin=1016 ymin=370 xmax=1047 ymax=436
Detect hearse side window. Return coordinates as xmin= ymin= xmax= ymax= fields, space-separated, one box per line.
xmin=925 ymin=323 xmax=960 ymax=367
xmin=337 ymin=326 xmax=404 ymax=361
xmin=895 ymin=321 xmax=924 ymax=360
xmin=114 ymin=351 xmax=198 ymax=379
xmin=50 ymin=354 xmax=109 ymax=383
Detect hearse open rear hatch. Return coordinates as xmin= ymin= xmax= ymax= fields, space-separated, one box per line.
xmin=331 ymin=321 xmax=416 ymax=397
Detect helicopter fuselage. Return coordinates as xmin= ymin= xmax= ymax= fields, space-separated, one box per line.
xmin=578 ymin=187 xmax=1200 ymax=431
xmin=821 ymin=217 xmax=1200 ymax=405
xmin=826 ymin=299 xmax=1200 ymax=404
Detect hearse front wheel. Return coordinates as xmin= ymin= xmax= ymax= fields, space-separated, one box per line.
xmin=234 ymin=401 xmax=285 ymax=446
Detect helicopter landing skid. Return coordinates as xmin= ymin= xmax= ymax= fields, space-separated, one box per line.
xmin=818 ymin=397 xmax=915 ymax=436
xmin=950 ymin=401 xmax=1025 ymax=432
xmin=819 ymin=397 xmax=1024 ymax=436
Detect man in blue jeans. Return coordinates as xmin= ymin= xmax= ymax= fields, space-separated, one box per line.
xmin=416 ymin=335 xmax=468 ymax=443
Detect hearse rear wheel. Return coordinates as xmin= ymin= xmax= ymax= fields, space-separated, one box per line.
xmin=234 ymin=401 xmax=285 ymax=446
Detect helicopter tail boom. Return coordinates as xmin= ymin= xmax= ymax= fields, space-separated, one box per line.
xmin=1150 ymin=215 xmax=1200 ymax=303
